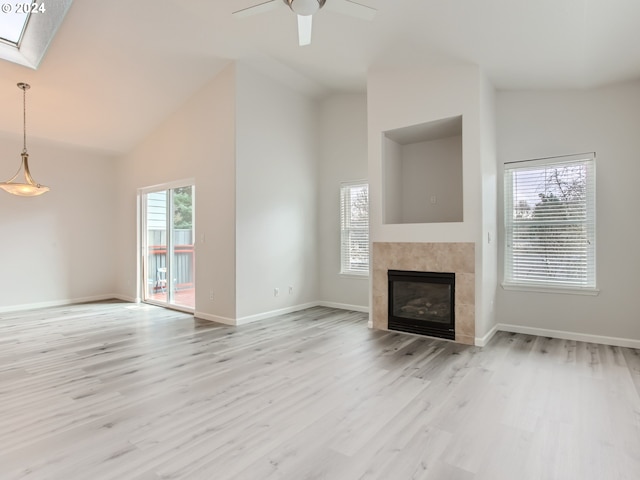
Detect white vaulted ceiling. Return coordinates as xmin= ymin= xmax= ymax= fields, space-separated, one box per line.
xmin=0 ymin=0 xmax=639 ymax=153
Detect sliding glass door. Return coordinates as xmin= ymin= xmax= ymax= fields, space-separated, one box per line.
xmin=141 ymin=183 xmax=195 ymax=310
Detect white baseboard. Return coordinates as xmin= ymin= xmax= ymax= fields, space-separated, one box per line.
xmin=474 ymin=324 xmax=500 ymax=347
xmin=194 ymin=311 xmax=236 ymax=325
xmin=195 ymin=302 xmax=320 ymax=326
xmin=317 ymin=301 xmax=369 ymax=313
xmin=195 ymin=301 xmax=368 ymax=326
xmin=236 ymin=302 xmax=321 ymax=325
xmin=0 ymin=294 xmax=125 ymax=314
xmin=113 ymin=294 xmax=139 ymax=303
xmin=497 ymin=323 xmax=640 ymax=349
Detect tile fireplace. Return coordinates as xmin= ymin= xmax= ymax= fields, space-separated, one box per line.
xmin=372 ymin=242 xmax=475 ymax=345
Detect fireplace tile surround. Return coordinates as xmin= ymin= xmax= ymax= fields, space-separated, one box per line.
xmin=372 ymin=242 xmax=475 ymax=345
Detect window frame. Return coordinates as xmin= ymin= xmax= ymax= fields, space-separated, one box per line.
xmin=502 ymin=152 xmax=597 ymax=295
xmin=340 ymin=181 xmax=370 ymax=277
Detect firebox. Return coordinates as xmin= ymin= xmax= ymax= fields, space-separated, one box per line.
xmin=387 ymin=270 xmax=455 ymax=340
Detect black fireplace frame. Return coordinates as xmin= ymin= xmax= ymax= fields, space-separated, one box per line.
xmin=387 ymin=270 xmax=455 ymax=340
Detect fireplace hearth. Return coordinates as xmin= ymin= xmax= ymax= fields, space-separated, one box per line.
xmin=388 ymin=270 xmax=455 ymax=340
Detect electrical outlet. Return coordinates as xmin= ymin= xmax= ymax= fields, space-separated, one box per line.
xmin=289 ymin=286 xmax=293 ymax=295
xmin=209 ymin=289 xmax=214 ymax=301
xmin=274 ymin=288 xmax=279 ymax=297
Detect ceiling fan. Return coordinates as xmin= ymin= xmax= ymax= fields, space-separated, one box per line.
xmin=233 ymin=0 xmax=377 ymax=46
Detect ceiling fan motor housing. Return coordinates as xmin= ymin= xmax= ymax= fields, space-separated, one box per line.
xmin=284 ymin=0 xmax=326 ymax=16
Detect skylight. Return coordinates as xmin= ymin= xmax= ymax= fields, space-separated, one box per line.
xmin=0 ymin=1 xmax=72 ymax=69
xmin=0 ymin=11 xmax=29 ymax=46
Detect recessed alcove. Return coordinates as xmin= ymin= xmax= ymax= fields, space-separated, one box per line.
xmin=383 ymin=115 xmax=463 ymax=224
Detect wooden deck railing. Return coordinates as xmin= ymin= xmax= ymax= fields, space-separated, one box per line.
xmin=148 ymin=244 xmax=194 ymax=292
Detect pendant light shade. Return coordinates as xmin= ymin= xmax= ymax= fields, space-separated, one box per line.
xmin=0 ymin=83 xmax=49 ymax=197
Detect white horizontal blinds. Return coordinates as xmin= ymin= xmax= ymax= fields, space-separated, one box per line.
xmin=504 ymin=153 xmax=596 ymax=288
xmin=340 ymin=182 xmax=369 ymax=275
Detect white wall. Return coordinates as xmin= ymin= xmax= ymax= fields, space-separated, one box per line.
xmin=400 ymin=136 xmax=463 ymax=224
xmin=114 ymin=64 xmax=237 ymax=322
xmin=496 ymin=81 xmax=640 ymax=343
xmin=114 ymin=64 xmax=367 ymax=322
xmin=318 ymin=94 xmax=369 ymax=310
xmin=234 ymin=63 xmax=319 ymax=319
xmin=0 ymin=133 xmax=117 ymax=309
xmin=478 ymin=73 xmax=498 ymax=341
xmin=383 ymin=137 xmax=402 ymax=224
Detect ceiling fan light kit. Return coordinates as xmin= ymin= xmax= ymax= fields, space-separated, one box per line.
xmin=233 ymin=0 xmax=376 ymax=46
xmin=285 ymin=0 xmax=326 ymax=16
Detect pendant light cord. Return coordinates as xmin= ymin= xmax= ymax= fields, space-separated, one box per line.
xmin=22 ymin=85 xmax=27 ymax=154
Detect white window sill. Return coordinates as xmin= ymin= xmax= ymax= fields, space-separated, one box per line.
xmin=340 ymin=272 xmax=370 ymax=279
xmin=501 ymin=283 xmax=599 ymax=296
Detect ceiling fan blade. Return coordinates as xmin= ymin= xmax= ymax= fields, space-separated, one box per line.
xmin=324 ymin=0 xmax=377 ymax=21
xmin=298 ymin=14 xmax=313 ymax=46
xmin=232 ymin=0 xmax=280 ymax=18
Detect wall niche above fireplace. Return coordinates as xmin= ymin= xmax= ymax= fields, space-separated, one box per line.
xmin=383 ymin=115 xmax=463 ymax=225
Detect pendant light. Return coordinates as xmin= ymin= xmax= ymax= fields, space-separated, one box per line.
xmin=0 ymin=83 xmax=49 ymax=197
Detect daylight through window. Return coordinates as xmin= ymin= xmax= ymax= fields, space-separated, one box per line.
xmin=0 ymin=11 xmax=29 ymax=45
xmin=503 ymin=153 xmax=596 ymax=290
xmin=340 ymin=182 xmax=369 ymax=275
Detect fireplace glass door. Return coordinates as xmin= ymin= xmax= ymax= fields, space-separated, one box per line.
xmin=388 ymin=270 xmax=455 ymax=340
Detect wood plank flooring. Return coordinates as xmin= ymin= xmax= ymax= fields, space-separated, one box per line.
xmin=1 ymin=301 xmax=639 ymax=479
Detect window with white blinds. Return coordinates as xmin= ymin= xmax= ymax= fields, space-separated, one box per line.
xmin=503 ymin=153 xmax=596 ymax=290
xmin=340 ymin=182 xmax=369 ymax=276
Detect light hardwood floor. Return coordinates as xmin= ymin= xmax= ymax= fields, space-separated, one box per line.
xmin=1 ymin=301 xmax=639 ymax=479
